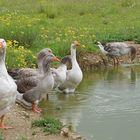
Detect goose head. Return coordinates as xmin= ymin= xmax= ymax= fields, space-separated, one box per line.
xmin=37 ymin=48 xmax=53 ymax=61
xmin=42 ymin=54 xmax=60 ymax=73
xmin=0 ymin=39 xmax=7 ymax=62
xmin=60 ymin=55 xmax=71 ymax=65
xmin=71 ymin=41 xmax=80 ymax=49
xmin=37 ymin=48 xmax=53 ymax=72
xmin=96 ymin=41 xmax=108 ymax=55
xmin=0 ymin=39 xmax=6 ymax=54
xmin=97 ymin=41 xmax=104 ymax=49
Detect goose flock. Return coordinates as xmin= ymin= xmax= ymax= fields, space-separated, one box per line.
xmin=0 ymin=39 xmax=84 ymax=129
xmin=0 ymin=38 xmax=137 ymax=129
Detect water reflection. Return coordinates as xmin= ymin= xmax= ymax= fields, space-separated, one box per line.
xmin=42 ymin=65 xmax=140 ymax=140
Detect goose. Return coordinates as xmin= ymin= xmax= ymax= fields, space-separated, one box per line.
xmin=15 ymin=49 xmax=54 ymax=93
xmin=52 ymin=55 xmax=71 ymax=89
xmin=58 ymin=41 xmax=83 ymax=93
xmin=8 ymin=48 xmax=53 ymax=79
xmin=17 ymin=54 xmax=60 ymax=113
xmin=97 ymin=42 xmax=136 ymax=66
xmin=0 ymin=39 xmax=17 ymax=129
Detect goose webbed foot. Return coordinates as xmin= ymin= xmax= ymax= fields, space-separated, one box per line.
xmin=32 ymin=103 xmax=42 ymax=113
xmin=0 ymin=124 xmax=13 ymax=130
xmin=0 ymin=115 xmax=13 ymax=129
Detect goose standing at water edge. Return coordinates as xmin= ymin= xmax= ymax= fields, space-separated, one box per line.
xmin=15 ymin=49 xmax=54 ymax=93
xmin=58 ymin=41 xmax=83 ymax=93
xmin=0 ymin=39 xmax=17 ymax=129
xmin=97 ymin=42 xmax=136 ymax=66
xmin=20 ymin=54 xmax=60 ymax=113
xmin=52 ymin=55 xmax=71 ymax=89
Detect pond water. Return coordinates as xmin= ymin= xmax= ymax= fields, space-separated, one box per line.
xmin=42 ymin=65 xmax=140 ymax=140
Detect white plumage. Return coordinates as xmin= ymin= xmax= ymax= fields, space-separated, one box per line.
xmin=0 ymin=39 xmax=17 ymax=129
xmin=58 ymin=41 xmax=83 ymax=93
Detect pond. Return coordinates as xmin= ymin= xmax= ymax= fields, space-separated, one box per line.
xmin=42 ymin=65 xmax=140 ymax=140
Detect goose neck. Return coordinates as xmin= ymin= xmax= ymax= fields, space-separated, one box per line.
xmin=71 ymin=47 xmax=77 ymax=62
xmin=0 ymin=54 xmax=8 ymax=76
xmin=42 ymin=60 xmax=51 ymax=74
xmin=37 ymin=61 xmax=44 ymax=73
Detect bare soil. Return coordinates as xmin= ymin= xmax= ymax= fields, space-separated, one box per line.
xmin=1 ymin=104 xmax=68 ymax=140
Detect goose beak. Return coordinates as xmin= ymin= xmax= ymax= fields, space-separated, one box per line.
xmin=76 ymin=43 xmax=80 ymax=47
xmin=74 ymin=41 xmax=80 ymax=48
xmin=53 ymin=56 xmax=60 ymax=62
xmin=0 ymin=43 xmax=3 ymax=48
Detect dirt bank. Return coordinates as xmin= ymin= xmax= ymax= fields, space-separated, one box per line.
xmin=1 ymin=104 xmax=68 ymax=140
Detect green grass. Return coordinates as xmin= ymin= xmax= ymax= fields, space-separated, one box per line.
xmin=17 ymin=137 xmax=28 ymax=140
xmin=0 ymin=132 xmax=4 ymax=140
xmin=32 ymin=117 xmax=63 ymax=135
xmin=0 ymin=0 xmax=140 ymax=68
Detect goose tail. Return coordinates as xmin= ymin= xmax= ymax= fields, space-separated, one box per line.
xmin=16 ymin=92 xmax=32 ymax=109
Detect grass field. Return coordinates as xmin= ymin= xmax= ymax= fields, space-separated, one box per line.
xmin=0 ymin=0 xmax=140 ymax=68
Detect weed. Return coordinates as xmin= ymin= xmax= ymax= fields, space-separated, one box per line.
xmin=0 ymin=132 xmax=4 ymax=140
xmin=32 ymin=117 xmax=63 ymax=135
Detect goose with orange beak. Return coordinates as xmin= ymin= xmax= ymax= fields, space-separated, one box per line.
xmin=0 ymin=39 xmax=17 ymax=129
xmin=58 ymin=41 xmax=83 ymax=93
xmin=18 ymin=54 xmax=60 ymax=113
xmin=8 ymin=48 xmax=53 ymax=80
xmin=15 ymin=48 xmax=55 ymax=93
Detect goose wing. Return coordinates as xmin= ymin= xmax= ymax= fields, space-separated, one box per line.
xmin=16 ymin=76 xmax=39 ymax=93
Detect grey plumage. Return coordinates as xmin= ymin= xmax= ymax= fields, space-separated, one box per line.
xmin=22 ymin=54 xmax=58 ymax=106
xmin=8 ymin=48 xmax=53 ymax=79
xmin=97 ymin=42 xmax=136 ymax=66
xmin=15 ymin=54 xmax=60 ymax=113
xmin=16 ymin=54 xmax=54 ymax=93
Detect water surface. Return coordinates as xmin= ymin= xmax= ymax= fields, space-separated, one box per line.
xmin=42 ymin=66 xmax=140 ymax=140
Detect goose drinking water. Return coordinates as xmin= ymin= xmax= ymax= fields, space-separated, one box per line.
xmin=97 ymin=42 xmax=136 ymax=66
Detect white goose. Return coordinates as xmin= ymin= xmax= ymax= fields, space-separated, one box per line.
xmin=0 ymin=39 xmax=17 ymax=129
xmin=52 ymin=55 xmax=71 ymax=89
xmin=58 ymin=41 xmax=83 ymax=93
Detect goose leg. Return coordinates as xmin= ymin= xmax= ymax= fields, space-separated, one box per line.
xmin=113 ymin=58 xmax=116 ymax=66
xmin=32 ymin=103 xmax=42 ymax=113
xmin=0 ymin=115 xmax=13 ymax=129
xmin=116 ymin=57 xmax=119 ymax=66
xmin=46 ymin=94 xmax=49 ymax=100
xmin=100 ymin=55 xmax=107 ymax=66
